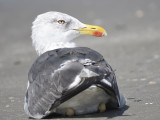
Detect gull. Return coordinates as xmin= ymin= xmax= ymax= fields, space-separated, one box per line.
xmin=24 ymin=11 xmax=126 ymax=119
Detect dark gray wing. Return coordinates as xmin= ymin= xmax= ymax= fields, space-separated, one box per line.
xmin=24 ymin=47 xmax=125 ymax=118
xmin=25 ymin=58 xmax=84 ymax=118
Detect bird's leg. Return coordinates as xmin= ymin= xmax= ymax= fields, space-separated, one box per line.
xmin=98 ymin=102 xmax=106 ymax=113
xmin=65 ymin=108 xmax=75 ymax=116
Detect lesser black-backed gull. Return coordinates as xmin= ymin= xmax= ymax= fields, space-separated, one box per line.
xmin=24 ymin=11 xmax=126 ymax=119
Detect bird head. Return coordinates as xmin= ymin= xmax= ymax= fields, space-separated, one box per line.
xmin=32 ymin=11 xmax=107 ymax=55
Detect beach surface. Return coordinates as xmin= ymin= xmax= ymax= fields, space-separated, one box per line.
xmin=0 ymin=0 xmax=160 ymax=119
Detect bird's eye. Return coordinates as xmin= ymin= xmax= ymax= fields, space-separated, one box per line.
xmin=58 ymin=20 xmax=66 ymax=24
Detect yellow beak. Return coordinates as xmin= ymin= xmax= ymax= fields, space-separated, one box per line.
xmin=77 ymin=24 xmax=107 ymax=37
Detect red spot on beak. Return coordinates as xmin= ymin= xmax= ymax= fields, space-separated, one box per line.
xmin=93 ymin=31 xmax=103 ymax=37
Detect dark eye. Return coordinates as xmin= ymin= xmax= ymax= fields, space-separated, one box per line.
xmin=57 ymin=20 xmax=66 ymax=24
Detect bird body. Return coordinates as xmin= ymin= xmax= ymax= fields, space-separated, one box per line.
xmin=24 ymin=12 xmax=126 ymax=119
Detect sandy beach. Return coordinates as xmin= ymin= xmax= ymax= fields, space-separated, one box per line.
xmin=0 ymin=0 xmax=160 ymax=119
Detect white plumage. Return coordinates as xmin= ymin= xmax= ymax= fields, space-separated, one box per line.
xmin=32 ymin=12 xmax=85 ymax=55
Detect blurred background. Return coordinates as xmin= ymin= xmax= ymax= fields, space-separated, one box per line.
xmin=0 ymin=0 xmax=160 ymax=120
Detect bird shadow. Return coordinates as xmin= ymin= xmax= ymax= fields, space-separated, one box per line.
xmin=44 ymin=105 xmax=130 ymax=119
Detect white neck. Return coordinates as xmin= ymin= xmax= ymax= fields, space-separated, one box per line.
xmin=32 ymin=38 xmax=76 ymax=56
xmin=32 ymin=24 xmax=78 ymax=56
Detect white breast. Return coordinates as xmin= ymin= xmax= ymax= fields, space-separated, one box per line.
xmin=54 ymin=86 xmax=110 ymax=115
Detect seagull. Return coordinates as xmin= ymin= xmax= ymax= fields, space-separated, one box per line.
xmin=24 ymin=11 xmax=126 ymax=119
